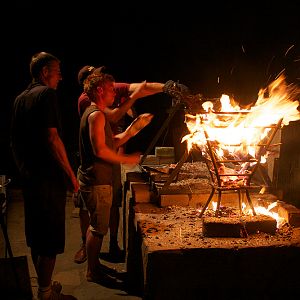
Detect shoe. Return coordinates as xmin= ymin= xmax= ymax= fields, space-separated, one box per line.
xmin=99 ymin=263 xmax=117 ymax=276
xmin=74 ymin=243 xmax=87 ymax=264
xmin=86 ymin=269 xmax=121 ymax=289
xmin=38 ymin=289 xmax=77 ymax=300
xmin=48 ymin=293 xmax=77 ymax=300
xmin=99 ymin=263 xmax=127 ymax=281
xmin=109 ymin=244 xmax=125 ymax=263
xmin=51 ymin=281 xmax=62 ymax=294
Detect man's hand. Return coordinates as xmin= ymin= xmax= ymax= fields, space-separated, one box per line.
xmin=163 ymin=80 xmax=205 ymax=111
xmin=163 ymin=80 xmax=191 ymax=98
xmin=70 ymin=173 xmax=79 ymax=193
xmin=122 ymin=152 xmax=141 ymax=165
xmin=126 ymin=113 xmax=154 ymax=137
xmin=130 ymin=80 xmax=148 ymax=101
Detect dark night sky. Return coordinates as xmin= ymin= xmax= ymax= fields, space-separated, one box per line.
xmin=2 ymin=1 xmax=300 ymax=177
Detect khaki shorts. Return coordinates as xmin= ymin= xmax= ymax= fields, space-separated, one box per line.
xmin=78 ymin=183 xmax=112 ymax=236
xmin=78 ymin=180 xmax=121 ymax=210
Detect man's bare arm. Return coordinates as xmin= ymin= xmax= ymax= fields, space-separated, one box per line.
xmin=47 ymin=128 xmax=79 ymax=192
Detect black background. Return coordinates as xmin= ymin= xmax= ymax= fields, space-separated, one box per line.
xmin=2 ymin=0 xmax=300 ymax=181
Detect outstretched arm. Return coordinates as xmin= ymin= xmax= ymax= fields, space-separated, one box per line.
xmin=129 ymin=81 xmax=164 ymax=97
xmin=105 ymin=81 xmax=164 ymax=124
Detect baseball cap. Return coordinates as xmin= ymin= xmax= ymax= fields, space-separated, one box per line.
xmin=77 ymin=65 xmax=106 ymax=86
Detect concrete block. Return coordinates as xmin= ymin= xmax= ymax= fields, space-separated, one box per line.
xmin=241 ymin=215 xmax=277 ymax=235
xmin=278 ymin=203 xmax=300 ymax=227
xmin=202 ymin=216 xmax=242 ymax=237
xmin=150 ymin=173 xmax=170 ymax=182
xmin=126 ymin=171 xmax=148 ymax=183
xmin=159 ymin=194 xmax=189 ymax=207
xmin=158 ymin=157 xmax=175 ymax=164
xmin=188 ymin=193 xmax=210 ymax=208
xmin=132 ymin=184 xmax=154 ymax=203
xmin=141 ymin=155 xmax=160 ymax=165
xmin=155 ymin=147 xmax=175 ymax=157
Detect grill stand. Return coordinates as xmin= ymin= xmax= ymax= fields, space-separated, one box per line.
xmin=199 ymin=115 xmax=283 ymax=217
xmin=158 ymin=112 xmax=283 ymax=218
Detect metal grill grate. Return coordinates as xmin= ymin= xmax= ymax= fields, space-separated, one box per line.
xmin=196 ymin=112 xmax=283 ymax=217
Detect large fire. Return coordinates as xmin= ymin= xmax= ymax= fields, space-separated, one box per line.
xmin=184 ymin=75 xmax=300 ymax=226
xmin=183 ymin=75 xmax=300 ymax=162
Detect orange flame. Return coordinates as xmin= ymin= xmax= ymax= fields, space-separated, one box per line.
xmin=243 ymin=201 xmax=286 ymax=228
xmin=189 ymin=75 xmax=300 ymax=223
xmin=206 ymin=201 xmax=286 ymax=228
xmin=183 ymin=75 xmax=300 ymax=164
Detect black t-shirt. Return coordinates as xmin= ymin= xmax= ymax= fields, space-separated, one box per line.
xmin=11 ymin=82 xmax=64 ymax=180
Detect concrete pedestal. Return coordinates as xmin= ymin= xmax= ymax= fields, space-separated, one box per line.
xmin=127 ymin=203 xmax=300 ymax=300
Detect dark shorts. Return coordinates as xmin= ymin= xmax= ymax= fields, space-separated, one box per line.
xmin=22 ymin=176 xmax=67 ymax=256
